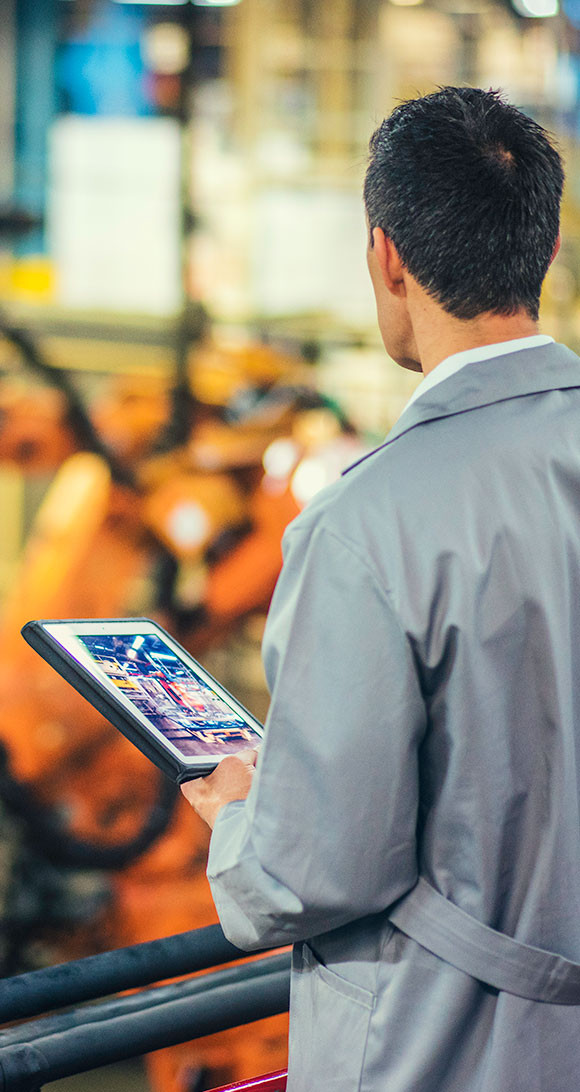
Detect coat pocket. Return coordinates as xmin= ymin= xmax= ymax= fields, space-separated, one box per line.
xmin=287 ymin=942 xmax=375 ymax=1092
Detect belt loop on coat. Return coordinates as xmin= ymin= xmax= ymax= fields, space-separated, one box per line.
xmin=388 ymin=877 xmax=580 ymax=1004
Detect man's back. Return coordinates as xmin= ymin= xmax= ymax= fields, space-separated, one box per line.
xmin=361 ymin=343 xmax=580 ymax=945
xmin=294 ymin=339 xmax=580 ymax=1090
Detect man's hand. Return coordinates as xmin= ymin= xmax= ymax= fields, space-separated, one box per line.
xmin=180 ymin=748 xmax=259 ymax=829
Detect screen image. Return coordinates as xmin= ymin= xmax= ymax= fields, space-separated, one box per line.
xmin=76 ymin=632 xmax=261 ymax=758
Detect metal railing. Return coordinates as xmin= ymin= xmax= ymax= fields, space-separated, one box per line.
xmin=0 ymin=923 xmax=290 ymax=1092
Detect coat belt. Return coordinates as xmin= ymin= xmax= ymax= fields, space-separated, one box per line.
xmin=388 ymin=877 xmax=580 ymax=1004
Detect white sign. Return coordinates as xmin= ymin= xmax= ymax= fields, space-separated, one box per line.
xmin=48 ymin=116 xmax=183 ymax=315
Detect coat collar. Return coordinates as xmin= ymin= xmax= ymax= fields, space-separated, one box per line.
xmin=343 ymin=341 xmax=580 ymax=476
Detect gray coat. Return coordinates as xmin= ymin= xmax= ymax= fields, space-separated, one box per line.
xmin=207 ymin=341 xmax=580 ymax=1091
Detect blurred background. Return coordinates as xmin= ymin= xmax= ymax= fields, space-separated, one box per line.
xmin=0 ymin=0 xmax=578 ymax=1089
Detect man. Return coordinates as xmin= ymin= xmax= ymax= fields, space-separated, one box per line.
xmin=182 ymin=87 xmax=580 ymax=1091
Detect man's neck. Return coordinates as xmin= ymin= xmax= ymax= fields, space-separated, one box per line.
xmin=411 ymin=300 xmax=539 ymax=377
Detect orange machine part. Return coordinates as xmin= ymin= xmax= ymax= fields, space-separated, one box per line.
xmin=204 ymin=480 xmax=300 ymax=623
xmin=0 ymin=384 xmax=77 ymax=471
xmin=144 ymin=471 xmax=247 ymax=563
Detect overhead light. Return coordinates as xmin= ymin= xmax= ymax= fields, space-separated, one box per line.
xmin=511 ymin=0 xmax=558 ymax=13
xmin=112 ymin=1 xmax=189 ymax=5
xmin=111 ymin=0 xmax=242 ymax=5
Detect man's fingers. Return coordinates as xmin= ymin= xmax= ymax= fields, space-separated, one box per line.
xmin=180 ymin=748 xmax=258 ymax=829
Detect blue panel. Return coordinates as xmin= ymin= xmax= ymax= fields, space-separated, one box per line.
xmin=14 ymin=0 xmax=59 ymax=250
xmin=56 ymin=4 xmax=153 ymax=117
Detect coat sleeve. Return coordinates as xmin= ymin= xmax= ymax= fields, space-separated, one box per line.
xmin=206 ymin=517 xmax=426 ymax=950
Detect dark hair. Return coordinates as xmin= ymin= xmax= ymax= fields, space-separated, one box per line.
xmin=364 ymin=86 xmax=564 ymax=320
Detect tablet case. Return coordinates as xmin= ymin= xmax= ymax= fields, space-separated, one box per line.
xmin=21 ymin=618 xmax=262 ymax=783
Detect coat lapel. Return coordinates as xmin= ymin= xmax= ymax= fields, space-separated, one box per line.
xmin=343 ymin=342 xmax=580 ymax=475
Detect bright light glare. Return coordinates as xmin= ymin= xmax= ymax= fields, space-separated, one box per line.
xmin=192 ymin=0 xmax=242 ymax=6
xmin=132 ymin=635 xmax=145 ymax=650
xmin=291 ymin=458 xmax=329 ymax=508
xmin=167 ymin=502 xmax=210 ymax=551
xmin=143 ymin=23 xmax=190 ymax=74
xmin=511 ymin=0 xmax=558 ymax=14
xmin=263 ymin=438 xmax=300 ymax=480
xmin=291 ymin=437 xmax=372 ymax=508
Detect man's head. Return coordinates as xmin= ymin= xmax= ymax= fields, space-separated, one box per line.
xmin=364 ymin=87 xmax=564 ymax=364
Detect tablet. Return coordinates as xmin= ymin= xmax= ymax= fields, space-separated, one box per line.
xmin=21 ymin=618 xmax=264 ymax=783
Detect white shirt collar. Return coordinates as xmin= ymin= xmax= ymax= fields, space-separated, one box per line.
xmin=400 ymin=334 xmax=555 ymax=418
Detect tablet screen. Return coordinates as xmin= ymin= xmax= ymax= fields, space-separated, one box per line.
xmin=43 ymin=621 xmax=263 ymax=763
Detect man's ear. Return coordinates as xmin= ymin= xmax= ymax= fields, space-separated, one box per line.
xmin=550 ymin=232 xmax=561 ymax=266
xmin=372 ymin=227 xmax=407 ymax=298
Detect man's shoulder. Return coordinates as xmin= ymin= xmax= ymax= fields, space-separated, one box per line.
xmin=283 ymin=441 xmax=410 ymax=549
xmin=337 ymin=338 xmax=580 ymax=478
